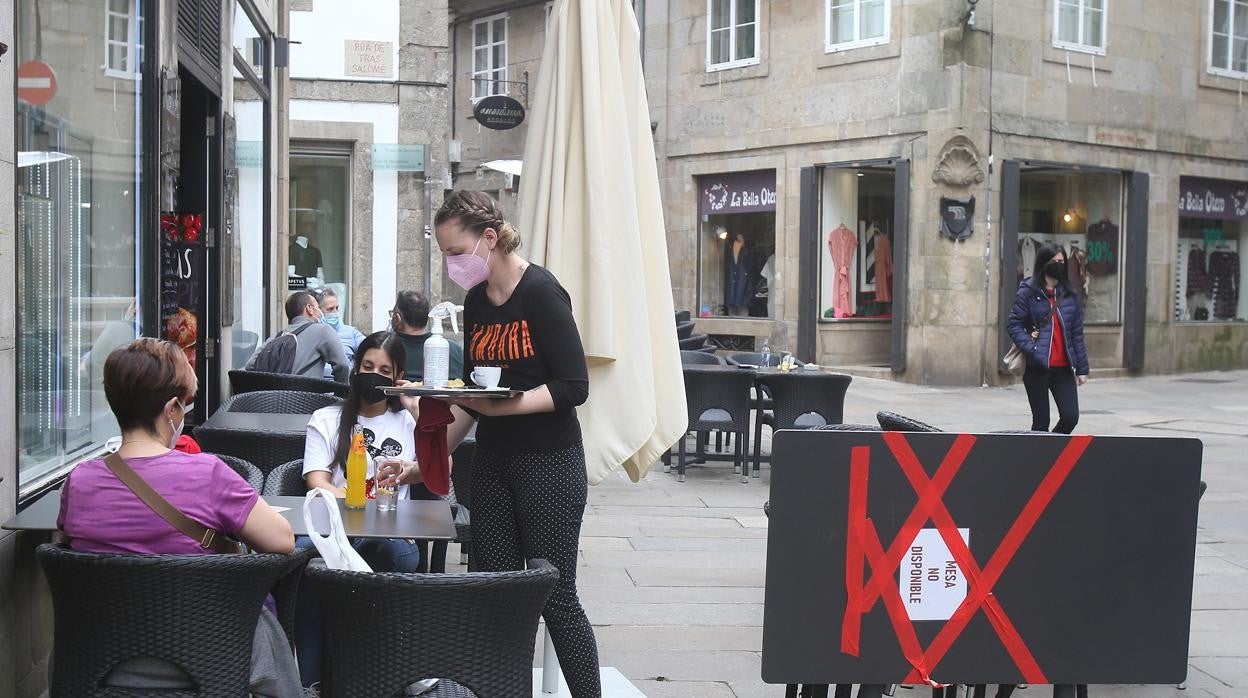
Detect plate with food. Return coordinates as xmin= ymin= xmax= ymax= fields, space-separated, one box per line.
xmin=381 ymin=380 xmax=523 ymax=399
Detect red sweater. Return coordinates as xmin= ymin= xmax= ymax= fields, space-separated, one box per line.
xmin=1046 ymin=289 xmax=1069 ymax=368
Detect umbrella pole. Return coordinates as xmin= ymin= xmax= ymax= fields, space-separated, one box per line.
xmin=542 ymin=626 xmax=561 ymax=693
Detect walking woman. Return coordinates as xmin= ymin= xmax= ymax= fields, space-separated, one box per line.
xmin=1008 ymin=243 xmax=1090 ymax=431
xmin=437 ymin=191 xmax=602 ymax=697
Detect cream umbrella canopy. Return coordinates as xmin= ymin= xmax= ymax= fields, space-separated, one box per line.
xmin=518 ymin=0 xmax=686 ymax=484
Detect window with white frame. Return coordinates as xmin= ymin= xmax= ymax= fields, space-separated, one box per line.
xmin=706 ymin=0 xmax=759 ymax=70
xmin=1054 ymin=0 xmax=1107 ymax=54
xmin=826 ymin=0 xmax=889 ymax=52
xmin=104 ymin=0 xmax=143 ymax=77
xmin=1210 ymin=0 xmax=1248 ymax=77
xmin=471 ymin=13 xmax=508 ymax=100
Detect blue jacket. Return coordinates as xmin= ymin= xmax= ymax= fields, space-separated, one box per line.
xmin=1007 ymin=279 xmax=1089 ymax=375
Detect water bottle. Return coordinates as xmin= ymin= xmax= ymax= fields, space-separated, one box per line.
xmin=760 ymin=338 xmax=772 ymax=367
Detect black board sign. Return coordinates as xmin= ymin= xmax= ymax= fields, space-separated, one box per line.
xmin=472 ymin=95 xmax=526 ymax=130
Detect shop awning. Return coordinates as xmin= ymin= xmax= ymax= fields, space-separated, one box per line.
xmin=482 ymin=159 xmax=523 ymax=177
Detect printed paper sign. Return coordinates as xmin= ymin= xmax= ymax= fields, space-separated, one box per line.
xmin=899 ymin=527 xmax=970 ymax=621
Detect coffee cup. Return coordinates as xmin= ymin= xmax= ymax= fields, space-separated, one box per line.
xmin=471 ymin=366 xmax=502 ymax=389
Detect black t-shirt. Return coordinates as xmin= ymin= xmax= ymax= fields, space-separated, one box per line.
xmin=289 ymin=243 xmax=323 ymax=277
xmin=463 ymin=264 xmax=588 ymax=454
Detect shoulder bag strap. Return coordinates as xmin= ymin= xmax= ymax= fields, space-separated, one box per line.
xmin=103 ymin=453 xmax=242 ymax=554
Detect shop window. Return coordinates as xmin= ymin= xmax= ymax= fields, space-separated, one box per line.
xmin=289 ymin=151 xmax=352 ymax=317
xmin=1210 ymin=0 xmax=1248 ymax=78
xmin=819 ymin=168 xmax=896 ymax=321
xmin=105 ymin=0 xmax=143 ymax=78
xmin=1053 ymin=0 xmax=1107 ymax=55
xmin=707 ymin=0 xmax=759 ymax=70
xmin=1175 ymin=178 xmax=1248 ymax=322
xmin=18 ymin=0 xmax=144 ymax=494
xmin=472 ymin=13 xmax=509 ymax=100
xmin=826 ymin=0 xmax=889 ymax=53
xmin=1017 ymin=169 xmax=1124 ymax=324
xmin=697 ymin=170 xmax=777 ymax=319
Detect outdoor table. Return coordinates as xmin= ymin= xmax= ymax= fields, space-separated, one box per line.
xmin=199 ymin=410 xmax=311 ymax=435
xmin=4 ymin=491 xmax=457 ymax=541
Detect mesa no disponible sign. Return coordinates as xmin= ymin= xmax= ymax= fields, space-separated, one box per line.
xmin=900 ymin=528 xmax=969 ymax=621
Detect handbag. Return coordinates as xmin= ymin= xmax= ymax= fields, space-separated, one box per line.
xmin=103 ymin=453 xmax=244 ymax=554
xmin=302 ymin=488 xmax=372 ymax=571
xmin=1003 ymin=344 xmax=1026 ymax=375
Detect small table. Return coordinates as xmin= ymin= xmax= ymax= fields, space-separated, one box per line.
xmin=4 ymin=491 xmax=456 ymax=541
xmin=200 ymin=411 xmax=311 ymax=435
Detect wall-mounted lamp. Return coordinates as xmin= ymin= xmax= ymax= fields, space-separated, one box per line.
xmin=1062 ymin=212 xmax=1073 ymax=223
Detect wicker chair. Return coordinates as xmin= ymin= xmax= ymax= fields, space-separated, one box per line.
xmin=678 ymin=333 xmax=710 ymax=350
xmin=228 ymin=369 xmax=349 ymax=398
xmin=263 ymin=458 xmax=307 ymax=496
xmin=306 ymin=559 xmax=559 ymax=698
xmin=676 ymin=320 xmax=695 ymax=340
xmin=751 ymin=372 xmax=853 ymax=477
xmin=680 ymin=350 xmax=723 ymax=366
xmin=212 ymin=454 xmax=267 ymax=493
xmin=675 ymin=309 xmax=691 ymax=324
xmin=222 ymin=389 xmax=341 ymax=415
xmin=193 ymin=425 xmax=306 ymax=475
xmin=875 ymin=411 xmax=942 ymax=432
xmin=678 ymin=366 xmax=755 ymax=483
xmin=37 ymin=544 xmax=311 ymax=697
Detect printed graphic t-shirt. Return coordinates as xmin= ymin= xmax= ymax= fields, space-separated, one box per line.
xmin=463 ymin=264 xmax=589 ymax=454
xmin=303 ymin=405 xmax=414 ymax=500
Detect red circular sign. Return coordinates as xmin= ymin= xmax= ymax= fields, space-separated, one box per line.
xmin=17 ymin=61 xmax=58 ymax=106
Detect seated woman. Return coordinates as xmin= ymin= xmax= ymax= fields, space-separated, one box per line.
xmin=57 ymin=338 xmax=300 ymax=698
xmin=302 ymin=330 xmax=431 ymax=572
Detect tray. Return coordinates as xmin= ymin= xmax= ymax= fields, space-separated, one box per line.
xmin=381 ymin=385 xmax=523 ymax=399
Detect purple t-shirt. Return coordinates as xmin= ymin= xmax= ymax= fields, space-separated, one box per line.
xmin=58 ymin=451 xmax=259 ymax=555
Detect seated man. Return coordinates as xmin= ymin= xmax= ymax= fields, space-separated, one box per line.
xmin=390 ymin=290 xmax=463 ymax=382
xmin=247 ymin=291 xmax=350 ymax=383
xmin=316 ymin=288 xmax=365 ymax=379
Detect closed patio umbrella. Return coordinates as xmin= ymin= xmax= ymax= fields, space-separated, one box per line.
xmin=518 ymin=0 xmax=686 ymax=484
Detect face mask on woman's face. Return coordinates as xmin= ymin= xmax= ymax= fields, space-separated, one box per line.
xmin=1045 ymin=259 xmax=1067 ymax=281
xmin=446 ymin=238 xmax=492 ymax=290
xmin=351 ymin=371 xmax=394 ymax=404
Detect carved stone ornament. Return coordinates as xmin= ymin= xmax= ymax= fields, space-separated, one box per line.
xmin=932 ymin=137 xmax=985 ymax=188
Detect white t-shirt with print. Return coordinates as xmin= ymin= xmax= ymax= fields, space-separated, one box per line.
xmin=303 ymin=405 xmax=416 ymax=500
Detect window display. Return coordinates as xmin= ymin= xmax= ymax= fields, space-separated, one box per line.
xmin=819 ymin=168 xmax=895 ymax=320
xmin=697 ymin=170 xmax=777 ymax=318
xmin=289 ymin=152 xmax=351 ymax=310
xmin=1017 ymin=168 xmax=1123 ymax=324
xmin=1175 ymin=178 xmax=1248 ymax=322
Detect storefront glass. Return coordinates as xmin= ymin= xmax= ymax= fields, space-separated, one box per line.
xmin=1017 ymin=168 xmax=1123 ymax=324
xmin=15 ymin=0 xmax=144 ymax=490
xmin=289 ymin=152 xmax=352 ymax=317
xmin=819 ymin=167 xmax=896 ymax=320
xmin=697 ymin=170 xmax=777 ymax=318
xmin=1175 ymin=178 xmax=1248 ymax=322
xmin=231 ymin=96 xmax=267 ymax=367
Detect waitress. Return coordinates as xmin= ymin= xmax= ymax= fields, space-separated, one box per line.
xmin=436 ymin=191 xmax=601 ymax=698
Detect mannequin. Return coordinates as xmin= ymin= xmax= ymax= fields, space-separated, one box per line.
xmin=724 ymin=233 xmax=752 ymax=316
xmin=761 ymin=254 xmax=776 ymax=319
xmin=288 ymin=234 xmax=325 ymax=289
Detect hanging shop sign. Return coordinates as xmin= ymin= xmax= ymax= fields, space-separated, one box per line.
xmin=938 ymin=196 xmax=975 ymax=241
xmin=1178 ymin=178 xmax=1248 ymax=222
xmin=698 ymin=170 xmax=777 ymax=216
xmin=371 ymin=143 xmax=426 ymax=172
xmin=473 ymin=95 xmax=526 ymax=130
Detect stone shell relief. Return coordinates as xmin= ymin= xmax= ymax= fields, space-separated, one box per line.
xmin=932 ymin=137 xmax=985 ymax=188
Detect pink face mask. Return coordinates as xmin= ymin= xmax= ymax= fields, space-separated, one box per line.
xmin=446 ymin=238 xmax=491 ymax=290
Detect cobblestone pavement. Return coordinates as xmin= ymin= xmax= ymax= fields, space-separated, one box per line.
xmin=501 ymin=370 xmax=1248 ymax=697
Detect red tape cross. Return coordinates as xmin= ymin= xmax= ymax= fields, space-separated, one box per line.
xmin=840 ymin=432 xmax=1093 ymax=685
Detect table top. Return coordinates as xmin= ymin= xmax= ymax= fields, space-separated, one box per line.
xmin=3 ymin=491 xmax=456 ymax=542
xmin=200 ymin=411 xmax=311 ymax=434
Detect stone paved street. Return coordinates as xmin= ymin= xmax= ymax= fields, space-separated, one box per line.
xmin=507 ymin=370 xmax=1248 ymax=697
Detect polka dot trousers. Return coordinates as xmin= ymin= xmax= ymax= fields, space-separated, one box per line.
xmin=469 ymin=442 xmax=602 ymax=698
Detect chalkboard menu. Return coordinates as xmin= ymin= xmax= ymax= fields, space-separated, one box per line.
xmin=160 ymin=213 xmax=205 ymax=370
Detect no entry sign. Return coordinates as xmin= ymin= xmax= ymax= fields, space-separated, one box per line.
xmin=17 ymin=61 xmax=58 ymax=106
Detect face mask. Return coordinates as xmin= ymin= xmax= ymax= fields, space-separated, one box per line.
xmin=352 ymin=371 xmax=395 ymax=404
xmin=1044 ymin=260 xmax=1067 ymax=281
xmin=446 ymin=238 xmax=492 ymax=291
xmin=323 ymin=312 xmax=341 ymax=328
xmin=168 ymin=401 xmax=190 ymax=449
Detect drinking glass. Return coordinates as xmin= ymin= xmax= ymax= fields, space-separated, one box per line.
xmin=374 ymin=457 xmax=400 ymax=512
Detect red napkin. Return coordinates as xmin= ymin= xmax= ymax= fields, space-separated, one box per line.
xmin=415 ymin=397 xmax=455 ymax=496
xmin=174 ymin=434 xmax=202 ymax=454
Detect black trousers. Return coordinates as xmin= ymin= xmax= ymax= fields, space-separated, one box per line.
xmin=1023 ymin=365 xmax=1079 ymax=434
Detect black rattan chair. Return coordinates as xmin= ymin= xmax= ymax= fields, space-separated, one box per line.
xmin=678 ymin=366 xmax=756 ymax=482
xmin=223 ymin=389 xmax=341 ymax=415
xmin=263 ymin=458 xmax=307 ymax=496
xmin=680 ymin=350 xmax=724 ymax=366
xmin=212 ymin=454 xmax=267 ymax=493
xmin=675 ymin=309 xmax=692 ymax=324
xmin=38 ymin=544 xmax=310 ymax=697
xmin=228 ymin=369 xmax=349 ymax=398
xmin=676 ymin=320 xmax=695 ymax=340
xmin=679 ymin=333 xmax=711 ymax=350
xmin=876 ymin=411 xmax=941 ymax=432
xmin=193 ymin=426 xmax=306 ymax=475
xmin=306 ymin=559 xmax=559 ymax=698
xmin=752 ymin=372 xmax=853 ymax=477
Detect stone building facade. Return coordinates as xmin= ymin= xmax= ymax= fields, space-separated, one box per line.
xmin=452 ymin=0 xmax=1248 ymax=385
